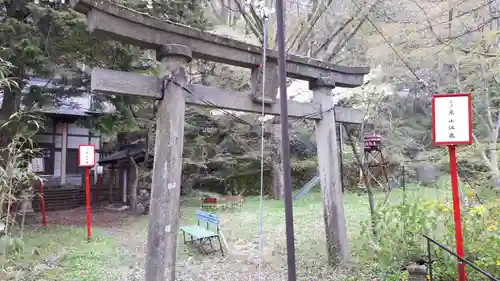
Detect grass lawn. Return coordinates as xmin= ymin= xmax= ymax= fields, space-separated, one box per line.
xmin=0 ymin=186 xmax=449 ymax=281
xmin=1 ymin=226 xmax=135 ymax=281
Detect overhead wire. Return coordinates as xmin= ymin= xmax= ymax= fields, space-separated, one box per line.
xmin=165 ymin=79 xmax=256 ymax=126
xmin=169 ymin=71 xmax=342 ymax=143
xmin=165 ymin=0 xmax=488 ymax=205
xmin=347 ymin=0 xmax=486 ymax=200
xmin=163 ymin=4 xmax=274 ymax=278
xmin=160 ymin=0 xmax=407 ymax=173
xmin=257 ymin=6 xmax=271 ymax=280
xmin=197 ymin=0 xmax=487 ymax=204
xmin=348 ymin=0 xmax=425 ymax=87
xmin=217 ymin=0 xmax=243 ymax=12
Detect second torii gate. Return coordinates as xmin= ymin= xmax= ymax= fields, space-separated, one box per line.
xmin=71 ymin=0 xmax=370 ymax=280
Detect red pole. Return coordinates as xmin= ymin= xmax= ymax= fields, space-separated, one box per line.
xmin=85 ymin=167 xmax=92 ymax=241
xmin=448 ymin=145 xmax=466 ymax=281
xmin=39 ymin=180 xmax=46 ymax=226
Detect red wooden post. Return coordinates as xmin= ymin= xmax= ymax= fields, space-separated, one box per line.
xmin=448 ymin=145 xmax=466 ymax=281
xmin=39 ymin=180 xmax=47 ymax=226
xmin=432 ymin=93 xmax=472 ymax=281
xmin=85 ymin=167 xmax=92 ymax=241
xmin=78 ymin=144 xmax=96 ymax=241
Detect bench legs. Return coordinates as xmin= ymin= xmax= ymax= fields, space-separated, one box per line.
xmin=181 ymin=231 xmax=224 ymax=257
xmin=183 ymin=232 xmax=196 ymax=245
xmin=216 ymin=235 xmax=224 ymax=257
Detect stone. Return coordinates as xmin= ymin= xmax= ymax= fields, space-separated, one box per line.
xmin=407 ymin=263 xmax=427 ymax=281
xmin=309 ymin=76 xmax=336 ymax=90
xmin=156 ymin=44 xmax=192 ymax=63
xmin=250 ymin=62 xmax=278 ymax=105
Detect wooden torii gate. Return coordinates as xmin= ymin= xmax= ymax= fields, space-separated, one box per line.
xmin=71 ymin=0 xmax=369 ymax=279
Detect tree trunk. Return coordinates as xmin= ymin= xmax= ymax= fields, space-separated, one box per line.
xmin=0 ymin=86 xmax=21 ymax=119
xmin=0 ymin=87 xmax=22 ymax=156
xmin=181 ymin=177 xmax=195 ymax=195
xmin=107 ymin=168 xmax=115 ymax=204
xmin=488 ymin=129 xmax=499 ymax=185
xmin=128 ymin=157 xmax=139 ymax=212
xmin=271 ymin=120 xmax=285 ymax=200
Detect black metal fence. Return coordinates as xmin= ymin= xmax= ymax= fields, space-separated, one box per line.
xmin=423 ymin=234 xmax=499 ymax=281
xmin=32 ymin=171 xmax=124 ymax=212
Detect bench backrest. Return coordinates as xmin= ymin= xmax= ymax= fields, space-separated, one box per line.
xmin=196 ymin=210 xmax=220 ymax=232
xmin=202 ymin=197 xmax=217 ymax=204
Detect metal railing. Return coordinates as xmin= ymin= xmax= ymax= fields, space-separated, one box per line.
xmin=423 ymin=234 xmax=499 ymax=281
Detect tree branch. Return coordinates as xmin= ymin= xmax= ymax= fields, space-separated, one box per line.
xmin=327 ymin=16 xmax=366 ymax=61
xmin=292 ymin=0 xmax=334 ymax=54
xmin=233 ymin=0 xmax=262 ymax=42
xmin=311 ymin=16 xmax=355 ymax=58
xmin=326 ymin=0 xmax=380 ymax=61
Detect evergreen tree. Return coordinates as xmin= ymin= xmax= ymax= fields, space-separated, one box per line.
xmin=0 ymin=0 xmax=209 ymax=129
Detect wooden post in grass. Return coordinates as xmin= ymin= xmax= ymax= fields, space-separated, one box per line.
xmin=218 ymin=230 xmax=231 ymax=255
xmin=311 ymin=77 xmax=349 ymax=265
xmin=145 ymin=45 xmax=191 ymax=281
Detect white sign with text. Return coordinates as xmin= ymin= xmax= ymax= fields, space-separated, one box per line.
xmin=31 ymin=158 xmax=45 ymax=173
xmin=432 ymin=94 xmax=472 ymax=145
xmin=78 ymin=145 xmax=96 ymax=167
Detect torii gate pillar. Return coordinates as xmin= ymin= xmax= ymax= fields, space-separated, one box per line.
xmin=311 ymin=77 xmax=349 ymax=265
xmin=70 ymin=0 xmax=370 ymax=273
xmin=145 ymin=44 xmax=191 ymax=281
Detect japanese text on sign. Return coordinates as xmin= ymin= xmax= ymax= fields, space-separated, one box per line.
xmin=78 ymin=145 xmax=96 ymax=167
xmin=31 ymin=158 xmax=45 ymax=173
xmin=432 ymin=94 xmax=472 ymax=145
xmin=448 ymin=99 xmax=456 ymax=139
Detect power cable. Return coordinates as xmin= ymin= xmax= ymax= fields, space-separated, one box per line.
xmin=348 ymin=0 xmax=430 ymax=90
xmin=348 ymin=0 xmax=486 ymax=202
xmin=256 ymin=6 xmax=272 ymax=280
xmin=169 ymin=75 xmax=342 ymax=140
xmin=170 ymin=2 xmax=273 ymax=279
xmin=166 ymin=79 xmax=256 ymax=127
xmin=217 ymin=0 xmax=243 ymax=12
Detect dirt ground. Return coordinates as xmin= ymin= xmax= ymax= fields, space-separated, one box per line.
xmin=43 ymin=207 xmax=302 ymax=281
xmin=38 ymin=198 xmax=353 ymax=281
xmin=41 ymin=204 xmax=134 ymax=228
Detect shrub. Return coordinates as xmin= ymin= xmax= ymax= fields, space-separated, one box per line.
xmin=0 ymin=54 xmax=18 ymax=89
xmin=0 ymin=235 xmax=24 ymax=256
xmin=0 ymin=112 xmax=43 ymax=237
xmin=354 ymin=190 xmax=500 ymax=281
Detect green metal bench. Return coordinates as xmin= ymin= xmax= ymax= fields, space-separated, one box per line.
xmin=180 ymin=210 xmax=224 ymax=256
